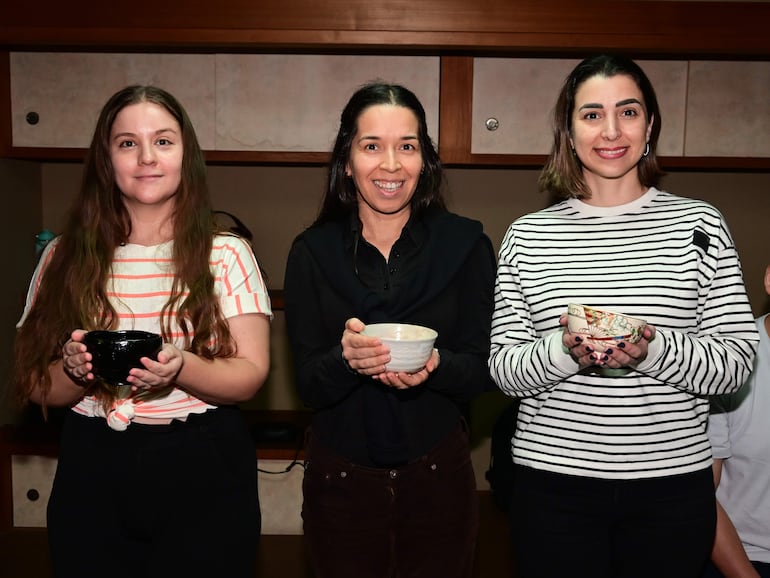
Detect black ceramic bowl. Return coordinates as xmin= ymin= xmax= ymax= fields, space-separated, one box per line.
xmin=83 ymin=330 xmax=163 ymax=386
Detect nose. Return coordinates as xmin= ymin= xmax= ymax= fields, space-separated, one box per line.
xmin=380 ymin=149 xmax=401 ymax=171
xmin=602 ymin=117 xmax=620 ymax=141
xmin=139 ymin=145 xmax=157 ymax=165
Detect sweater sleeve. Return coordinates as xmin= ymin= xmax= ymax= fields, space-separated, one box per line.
xmin=633 ymin=215 xmax=758 ymax=395
xmin=488 ymin=225 xmax=581 ymax=397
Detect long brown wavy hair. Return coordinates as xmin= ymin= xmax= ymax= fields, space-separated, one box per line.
xmin=13 ymin=85 xmax=235 ymax=413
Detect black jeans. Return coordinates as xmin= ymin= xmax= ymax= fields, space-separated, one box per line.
xmin=510 ymin=465 xmax=716 ymax=578
xmin=302 ymin=420 xmax=479 ymax=578
xmin=48 ymin=407 xmax=260 ymax=578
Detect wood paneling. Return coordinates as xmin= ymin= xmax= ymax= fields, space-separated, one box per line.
xmin=1 ymin=0 xmax=769 ymax=57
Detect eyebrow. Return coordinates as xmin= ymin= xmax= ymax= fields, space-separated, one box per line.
xmin=357 ymin=134 xmax=419 ymax=142
xmin=578 ymin=98 xmax=643 ymax=111
xmin=112 ymin=128 xmax=179 ymax=140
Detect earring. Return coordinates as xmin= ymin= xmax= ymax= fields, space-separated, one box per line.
xmin=642 ymin=142 xmax=650 ymax=157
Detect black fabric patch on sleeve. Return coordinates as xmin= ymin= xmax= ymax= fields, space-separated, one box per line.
xmin=693 ymin=229 xmax=710 ymax=251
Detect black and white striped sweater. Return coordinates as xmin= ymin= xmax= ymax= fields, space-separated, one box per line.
xmin=489 ymin=187 xmax=759 ymax=479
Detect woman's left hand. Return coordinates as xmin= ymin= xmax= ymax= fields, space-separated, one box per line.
xmin=599 ymin=325 xmax=657 ymax=370
xmin=127 ymin=343 xmax=185 ymax=392
xmin=373 ymin=348 xmax=440 ymax=390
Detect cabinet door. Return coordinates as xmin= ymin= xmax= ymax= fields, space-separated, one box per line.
xmin=685 ymin=61 xmax=770 ymax=157
xmin=215 ymin=54 xmax=440 ymax=152
xmin=11 ymin=455 xmax=57 ymax=527
xmin=471 ymin=58 xmax=687 ymax=157
xmin=10 ymin=52 xmax=216 ymax=149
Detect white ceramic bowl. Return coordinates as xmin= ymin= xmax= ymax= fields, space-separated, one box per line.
xmin=567 ymin=304 xmax=647 ymax=353
xmin=361 ymin=323 xmax=438 ymax=373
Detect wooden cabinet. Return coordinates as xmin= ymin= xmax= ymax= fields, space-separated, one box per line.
xmin=468 ymin=57 xmax=770 ymax=164
xmin=10 ymin=52 xmax=440 ymax=156
xmin=10 ymin=53 xmax=217 ymax=149
xmin=216 ymin=54 xmax=439 ymax=152
xmin=685 ymin=61 xmax=770 ymax=157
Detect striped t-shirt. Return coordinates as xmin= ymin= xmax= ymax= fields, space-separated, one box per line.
xmin=488 ymin=187 xmax=759 ymax=479
xmin=21 ymin=234 xmax=272 ymax=421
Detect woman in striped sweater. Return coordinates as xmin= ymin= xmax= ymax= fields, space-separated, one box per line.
xmin=488 ymin=54 xmax=759 ymax=578
xmin=13 ymin=86 xmax=271 ymax=578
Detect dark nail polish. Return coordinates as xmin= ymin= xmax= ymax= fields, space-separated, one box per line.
xmin=585 ymin=346 xmax=593 ymax=352
xmin=618 ymin=342 xmax=626 ymax=349
xmin=602 ymin=355 xmax=609 ymax=361
xmin=605 ymin=349 xmax=613 ymax=355
xmin=575 ymin=336 xmax=583 ymax=343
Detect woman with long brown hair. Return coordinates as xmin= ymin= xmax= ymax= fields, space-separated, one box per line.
xmin=13 ymin=85 xmax=271 ymax=577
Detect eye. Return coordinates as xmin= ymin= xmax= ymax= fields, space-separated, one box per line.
xmin=621 ymin=108 xmax=639 ymax=118
xmin=401 ymin=142 xmax=418 ymax=152
xmin=583 ymin=111 xmax=600 ymax=120
xmin=117 ymin=139 xmax=136 ymax=148
xmin=156 ymin=137 xmax=173 ymax=146
xmin=363 ymin=143 xmax=378 ymax=151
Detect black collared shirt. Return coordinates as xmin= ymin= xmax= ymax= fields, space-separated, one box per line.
xmin=284 ymin=210 xmax=497 ymax=465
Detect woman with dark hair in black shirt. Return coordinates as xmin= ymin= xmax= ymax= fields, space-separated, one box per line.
xmin=284 ymin=82 xmax=496 ymax=578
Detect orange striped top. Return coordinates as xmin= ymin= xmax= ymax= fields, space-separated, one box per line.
xmin=20 ymin=234 xmax=272 ymax=421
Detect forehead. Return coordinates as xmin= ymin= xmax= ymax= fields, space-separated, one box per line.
xmin=355 ymin=104 xmax=419 ymax=133
xmin=111 ymin=101 xmax=179 ymax=132
xmin=574 ymin=74 xmax=644 ymax=107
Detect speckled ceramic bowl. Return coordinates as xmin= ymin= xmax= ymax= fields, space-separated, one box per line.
xmin=361 ymin=323 xmax=438 ymax=373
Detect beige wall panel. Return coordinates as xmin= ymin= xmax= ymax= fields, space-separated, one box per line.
xmin=472 ymin=58 xmax=578 ymax=155
xmin=639 ymin=60 xmax=687 ymax=156
xmin=216 ymin=55 xmax=440 ymax=152
xmin=685 ymin=61 xmax=770 ymax=157
xmin=472 ymin=58 xmax=686 ymax=156
xmin=12 ymin=455 xmax=56 ymax=527
xmin=10 ymin=52 xmax=217 ymax=149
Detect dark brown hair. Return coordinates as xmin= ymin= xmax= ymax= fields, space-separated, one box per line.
xmin=539 ymin=54 xmax=664 ymax=200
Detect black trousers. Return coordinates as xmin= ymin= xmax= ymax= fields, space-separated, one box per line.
xmin=302 ymin=420 xmax=479 ymax=578
xmin=510 ymin=465 xmax=716 ymax=578
xmin=48 ymin=407 xmax=260 ymax=578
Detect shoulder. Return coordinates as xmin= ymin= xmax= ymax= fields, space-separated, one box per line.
xmin=649 ymin=189 xmax=725 ymax=220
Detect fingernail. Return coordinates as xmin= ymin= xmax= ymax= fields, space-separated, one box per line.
xmin=575 ymin=336 xmax=583 ymax=343
xmin=602 ymin=355 xmax=609 ymax=361
xmin=605 ymin=349 xmax=613 ymax=355
xmin=585 ymin=346 xmax=593 ymax=352
xmin=618 ymin=342 xmax=626 ymax=349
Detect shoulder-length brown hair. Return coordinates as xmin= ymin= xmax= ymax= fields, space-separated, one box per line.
xmin=13 ymin=85 xmax=234 ymax=411
xmin=538 ymin=54 xmax=664 ymax=200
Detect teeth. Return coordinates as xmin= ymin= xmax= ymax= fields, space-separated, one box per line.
xmin=374 ymin=180 xmax=403 ymax=191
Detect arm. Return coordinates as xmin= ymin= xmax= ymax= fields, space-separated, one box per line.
xmin=633 ymin=218 xmax=758 ymax=396
xmin=173 ymin=313 xmax=270 ymax=404
xmin=284 ymin=238 xmax=366 ymax=409
xmin=489 ymin=227 xmax=580 ymax=397
xmin=371 ymin=236 xmax=497 ymax=402
xmin=421 ymin=235 xmax=497 ymax=402
xmin=711 ymin=459 xmax=760 ymax=578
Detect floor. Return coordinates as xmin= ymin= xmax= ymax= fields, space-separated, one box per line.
xmin=0 ymin=492 xmax=514 ymax=577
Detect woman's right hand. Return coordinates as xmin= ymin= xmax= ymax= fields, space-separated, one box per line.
xmin=340 ymin=317 xmax=391 ymax=376
xmin=61 ymin=329 xmax=94 ymax=384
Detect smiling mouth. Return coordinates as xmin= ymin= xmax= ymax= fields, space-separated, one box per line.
xmin=595 ymin=147 xmax=628 ymax=158
xmin=374 ymin=180 xmax=404 ymax=192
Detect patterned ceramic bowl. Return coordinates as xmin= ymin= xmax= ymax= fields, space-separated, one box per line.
xmin=567 ymin=304 xmax=647 ymax=353
xmin=361 ymin=323 xmax=438 ymax=373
